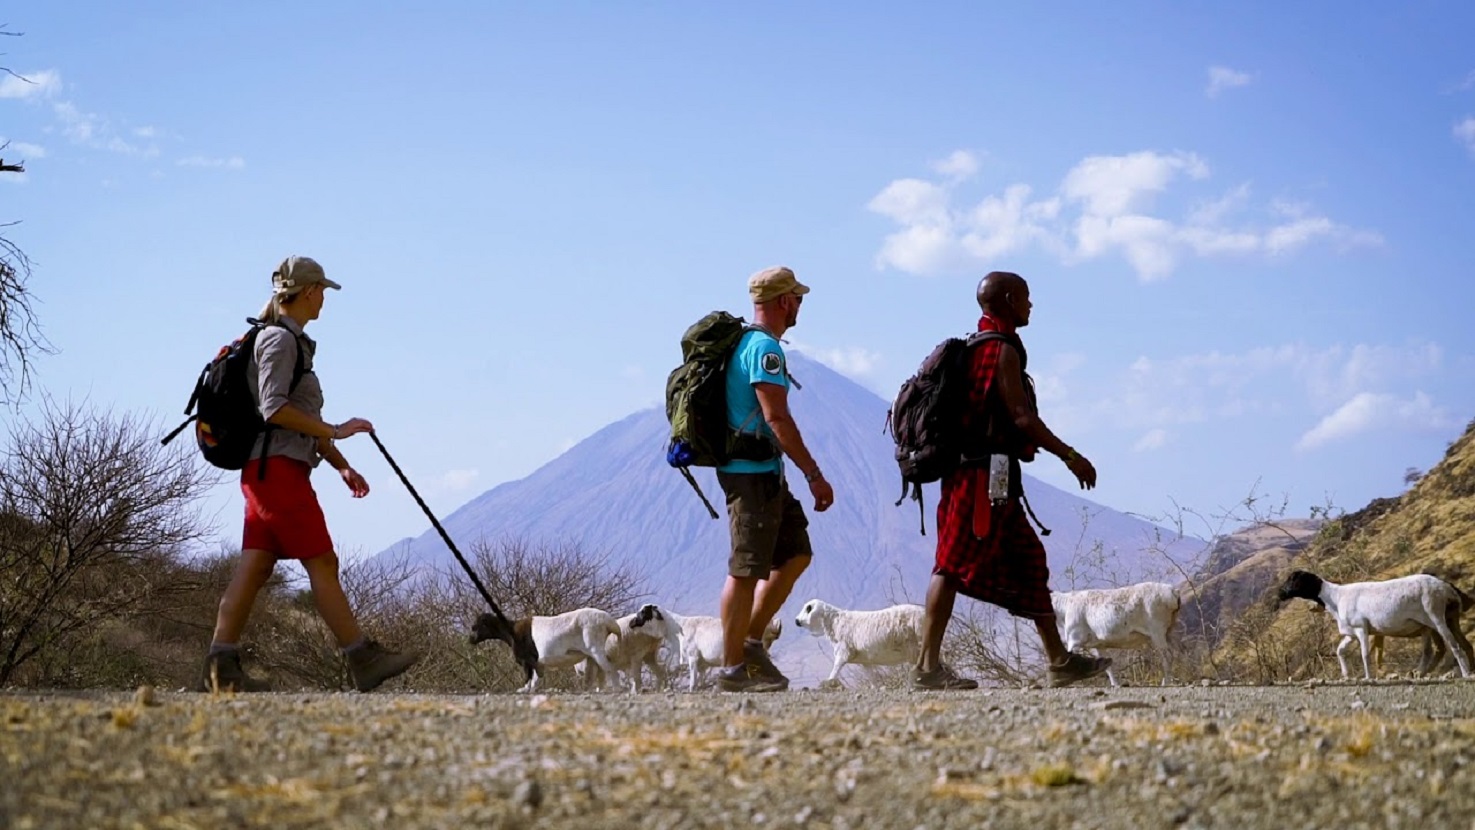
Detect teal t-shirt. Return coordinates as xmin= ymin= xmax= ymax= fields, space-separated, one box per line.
xmin=717 ymin=329 xmax=788 ymax=474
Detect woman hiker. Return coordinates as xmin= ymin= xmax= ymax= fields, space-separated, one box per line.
xmin=199 ymin=255 xmax=419 ymax=693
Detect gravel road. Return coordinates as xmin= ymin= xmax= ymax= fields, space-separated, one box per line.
xmin=4 ymin=681 xmax=1474 ymax=829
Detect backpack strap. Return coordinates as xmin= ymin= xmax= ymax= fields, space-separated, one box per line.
xmin=732 ymin=326 xmax=792 ymax=441
xmin=250 ymin=318 xmax=311 ymax=479
xmin=967 ymin=330 xmax=1049 ymax=533
xmin=965 ymin=330 xmax=1023 ymax=364
xmin=894 ymin=331 xmax=1024 ymax=535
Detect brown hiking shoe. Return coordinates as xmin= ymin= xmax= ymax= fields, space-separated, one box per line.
xmin=346 ymin=640 xmax=419 ymax=692
xmin=716 ymin=663 xmax=786 ymax=693
xmin=912 ymin=664 xmax=979 ymax=691
xmin=742 ymin=640 xmax=790 ymax=690
xmin=1047 ymin=652 xmax=1112 ymax=688
xmin=198 ymin=649 xmax=270 ymax=693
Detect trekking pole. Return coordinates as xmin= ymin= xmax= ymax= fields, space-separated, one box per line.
xmin=678 ymin=467 xmax=720 ymax=519
xmin=368 ymin=431 xmax=514 ymax=628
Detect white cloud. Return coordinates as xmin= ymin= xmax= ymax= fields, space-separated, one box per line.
xmin=1264 ymin=216 xmax=1335 ymax=254
xmin=797 ymin=345 xmax=882 ymax=379
xmin=932 ymin=150 xmax=980 ymax=181
xmin=1187 ymin=183 xmax=1251 ymax=226
xmin=1091 ymin=341 xmax=1446 ymax=436
xmin=1133 ymin=428 xmax=1170 ymax=452
xmin=1031 ymin=352 xmax=1086 ymax=408
xmin=11 ymin=141 xmax=46 ymax=158
xmin=1206 ymin=66 xmax=1253 ymax=98
xmin=0 ymin=139 xmax=45 ymax=159
xmin=0 ymin=68 xmax=61 ymax=99
xmin=1062 ymin=151 xmax=1209 ymax=217
xmin=868 ymin=178 xmax=951 ymax=226
xmin=1455 ymin=117 xmax=1475 ymax=156
xmin=962 ymin=184 xmax=1061 ymax=261
xmin=869 ymin=149 xmax=1379 ymax=281
xmin=1296 ymin=392 xmax=1457 ymax=451
xmin=1073 ymin=213 xmax=1179 ymax=279
xmin=177 ymin=155 xmax=245 ymax=169
xmin=870 ymin=178 xmax=1062 ymax=274
xmin=430 ymin=468 xmax=480 ymax=493
xmin=52 ymin=101 xmax=157 ymax=156
xmin=53 ymin=101 xmax=96 ymax=142
xmin=1454 ymin=71 xmax=1475 ymax=93
xmin=42 ymin=97 xmax=162 ymax=157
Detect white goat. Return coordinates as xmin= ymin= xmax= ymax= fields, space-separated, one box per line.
xmin=1050 ymin=582 xmax=1181 ymax=686
xmin=470 ymin=607 xmax=621 ymax=693
xmin=793 ymin=599 xmax=924 ymax=686
xmin=1278 ymin=570 xmax=1473 ymax=680
xmin=662 ymin=611 xmax=782 ymax=691
xmin=577 ymin=604 xmax=684 ymax=693
xmin=1368 ymin=570 xmax=1475 ymax=677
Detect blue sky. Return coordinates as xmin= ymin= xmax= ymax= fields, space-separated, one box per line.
xmin=4 ymin=2 xmax=1475 ymax=559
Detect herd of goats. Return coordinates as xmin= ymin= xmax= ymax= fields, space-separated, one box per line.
xmin=463 ymin=568 xmax=1475 ymax=692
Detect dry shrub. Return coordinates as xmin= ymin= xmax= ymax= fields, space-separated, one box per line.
xmin=0 ymin=401 xmax=214 ymax=686
xmin=234 ymin=535 xmax=652 ymax=693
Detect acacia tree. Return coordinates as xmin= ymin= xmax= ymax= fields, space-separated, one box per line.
xmin=0 ymin=401 xmax=215 ymax=684
xmin=1 ymin=26 xmax=54 ymax=403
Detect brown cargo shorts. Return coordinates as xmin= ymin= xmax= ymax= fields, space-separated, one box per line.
xmin=716 ymin=471 xmax=813 ymax=579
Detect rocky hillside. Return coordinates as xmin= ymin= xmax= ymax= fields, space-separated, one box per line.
xmin=1177 ymin=519 xmax=1321 ymax=644
xmin=1213 ymin=418 xmax=1475 ymax=681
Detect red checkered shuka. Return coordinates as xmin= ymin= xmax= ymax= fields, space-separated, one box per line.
xmin=932 ymin=315 xmax=1053 ymax=619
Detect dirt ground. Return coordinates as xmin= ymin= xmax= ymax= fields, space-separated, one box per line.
xmin=4 ymin=680 xmax=1475 ymax=829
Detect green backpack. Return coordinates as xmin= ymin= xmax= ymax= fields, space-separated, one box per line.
xmin=664 ymin=310 xmax=752 ymax=517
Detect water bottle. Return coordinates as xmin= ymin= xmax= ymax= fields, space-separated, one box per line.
xmin=988 ymin=454 xmax=1010 ymax=503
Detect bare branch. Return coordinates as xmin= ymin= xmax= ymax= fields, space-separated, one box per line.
xmin=1 ymin=137 xmax=54 ymax=404
xmin=0 ymin=400 xmax=215 ymax=684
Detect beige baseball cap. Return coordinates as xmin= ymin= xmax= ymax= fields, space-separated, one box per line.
xmin=748 ymin=266 xmax=810 ymax=303
xmin=272 ymin=255 xmax=342 ymax=295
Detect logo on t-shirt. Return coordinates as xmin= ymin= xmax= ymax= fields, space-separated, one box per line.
xmin=761 ymin=353 xmax=783 ymax=375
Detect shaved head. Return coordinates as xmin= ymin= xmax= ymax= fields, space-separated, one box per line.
xmin=977 ymin=271 xmax=1026 ymax=311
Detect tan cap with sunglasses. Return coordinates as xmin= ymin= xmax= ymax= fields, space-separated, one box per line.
xmin=272 ymin=255 xmax=342 ymax=296
xmin=748 ymin=266 xmax=811 ymax=304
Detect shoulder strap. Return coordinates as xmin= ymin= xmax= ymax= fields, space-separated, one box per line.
xmin=964 ymin=330 xmax=1026 ymax=371
xmin=257 ymin=319 xmax=308 ymax=392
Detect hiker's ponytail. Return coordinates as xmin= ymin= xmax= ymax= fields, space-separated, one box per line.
xmin=257 ymin=295 xmax=280 ymax=324
xmin=256 ymin=288 xmax=302 ymax=324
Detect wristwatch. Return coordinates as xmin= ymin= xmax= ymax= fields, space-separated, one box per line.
xmin=804 ymin=468 xmax=824 ymax=483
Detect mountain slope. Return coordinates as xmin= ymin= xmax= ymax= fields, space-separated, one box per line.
xmin=377 ymin=355 xmax=1203 ymax=627
xmin=1215 ymin=419 xmax=1475 ymax=680
xmin=1177 ymin=519 xmax=1321 ymax=643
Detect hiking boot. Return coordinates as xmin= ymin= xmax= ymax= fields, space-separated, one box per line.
xmin=346 ymin=640 xmax=420 ymax=692
xmin=1047 ymin=652 xmax=1113 ymax=688
xmin=198 ymin=649 xmax=270 ymax=693
xmin=743 ymin=640 xmax=790 ymax=691
xmin=716 ymin=664 xmax=786 ymax=693
xmin=911 ymin=664 xmax=979 ymax=691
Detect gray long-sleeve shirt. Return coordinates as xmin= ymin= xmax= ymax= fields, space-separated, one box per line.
xmin=247 ymin=317 xmax=325 ymax=467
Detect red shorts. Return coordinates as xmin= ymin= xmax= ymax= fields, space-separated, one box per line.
xmin=241 ymin=456 xmax=334 ymax=560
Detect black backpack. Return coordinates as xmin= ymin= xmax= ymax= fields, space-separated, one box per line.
xmin=664 ymin=311 xmax=753 ymax=518
xmin=162 ymin=318 xmax=306 ymax=477
xmin=886 ymin=330 xmax=1022 ymax=533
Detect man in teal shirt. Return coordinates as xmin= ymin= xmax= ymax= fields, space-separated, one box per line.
xmin=715 ymin=266 xmax=836 ymax=692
